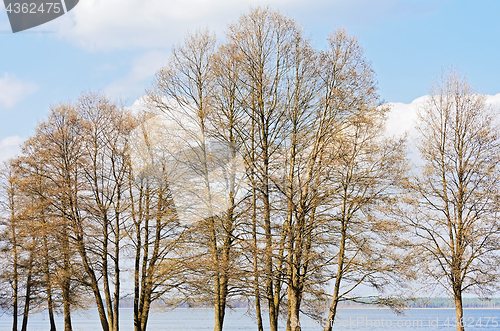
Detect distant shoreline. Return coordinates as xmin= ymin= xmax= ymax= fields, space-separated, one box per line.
xmin=114 ymin=306 xmax=500 ymax=310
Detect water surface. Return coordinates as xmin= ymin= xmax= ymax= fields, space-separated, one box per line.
xmin=1 ymin=308 xmax=498 ymax=330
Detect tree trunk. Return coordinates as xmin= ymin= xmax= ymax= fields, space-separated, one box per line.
xmin=289 ymin=283 xmax=301 ymax=331
xmin=454 ymin=288 xmax=465 ymax=331
xmin=75 ymin=236 xmax=110 ymax=331
xmin=287 ymin=214 xmax=306 ymax=331
xmin=133 ymin=241 xmax=141 ymax=331
xmin=324 ymin=218 xmax=347 ymax=331
xmin=113 ymin=207 xmax=121 ymax=331
xmin=261 ymin=124 xmax=278 ymax=331
xmin=214 ymin=228 xmax=231 ymax=331
xmin=62 ymin=291 xmax=72 ymax=331
xmin=250 ymin=107 xmax=264 ymax=331
xmin=47 ymin=288 xmax=57 ymax=331
xmin=102 ymin=216 xmax=114 ymax=331
xmin=251 ymin=184 xmax=264 ymax=331
xmin=44 ymin=237 xmax=57 ymax=331
xmin=61 ymin=238 xmax=73 ymax=331
xmin=211 ymin=216 xmax=222 ymax=331
xmin=12 ymin=227 xmax=18 ymax=331
xmin=20 ymin=250 xmax=33 ymax=331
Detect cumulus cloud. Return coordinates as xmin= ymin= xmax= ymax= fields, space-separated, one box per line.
xmin=0 ymin=73 xmax=38 ymax=110
xmin=485 ymin=93 xmax=500 ymax=112
xmin=384 ymin=96 xmax=426 ymax=163
xmin=384 ymin=93 xmax=500 ymax=164
xmin=386 ymin=93 xmax=500 ymax=138
xmin=385 ymin=96 xmax=426 ymax=138
xmin=0 ymin=136 xmax=23 ymax=163
xmin=126 ymin=97 xmax=149 ymax=115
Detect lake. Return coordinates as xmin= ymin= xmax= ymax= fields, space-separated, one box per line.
xmin=0 ymin=308 xmax=498 ymax=330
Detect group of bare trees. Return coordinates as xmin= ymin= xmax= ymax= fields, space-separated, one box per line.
xmin=0 ymin=94 xmax=184 ymax=331
xmin=1 ymin=8 xmax=499 ymax=331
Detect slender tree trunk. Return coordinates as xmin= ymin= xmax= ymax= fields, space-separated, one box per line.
xmin=137 ymin=189 xmax=150 ymax=331
xmin=211 ymin=215 xmax=222 ymax=331
xmin=74 ymin=234 xmax=110 ymax=331
xmin=250 ymin=108 xmax=264 ymax=331
xmin=215 ymin=213 xmax=232 ymax=331
xmin=62 ymin=288 xmax=72 ymax=331
xmin=288 ymin=211 xmax=306 ymax=331
xmin=453 ymin=286 xmax=465 ymax=331
xmin=214 ymin=234 xmax=231 ymax=331
xmin=61 ymin=224 xmax=73 ymax=331
xmin=132 ymin=184 xmax=143 ymax=331
xmin=252 ymin=180 xmax=264 ymax=331
xmin=102 ymin=216 xmax=114 ymax=331
xmin=288 ymin=285 xmax=301 ymax=331
xmin=287 ymin=241 xmax=302 ymax=331
xmin=133 ymin=229 xmax=141 ymax=331
xmin=20 ymin=249 xmax=34 ymax=331
xmin=260 ymin=121 xmax=278 ymax=331
xmin=12 ymin=225 xmax=19 ymax=331
xmin=139 ymin=289 xmax=152 ymax=331
xmin=139 ymin=272 xmax=155 ymax=331
xmin=324 ymin=218 xmax=347 ymax=331
xmin=46 ymin=286 xmax=57 ymax=331
xmin=43 ymin=237 xmax=57 ymax=331
xmin=113 ymin=201 xmax=121 ymax=331
xmin=133 ymin=237 xmax=141 ymax=331
xmin=12 ymin=270 xmax=18 ymax=331
xmin=285 ymin=125 xmax=298 ymax=331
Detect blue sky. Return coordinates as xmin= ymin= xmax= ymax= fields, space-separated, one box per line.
xmin=1 ymin=0 xmax=500 ymax=161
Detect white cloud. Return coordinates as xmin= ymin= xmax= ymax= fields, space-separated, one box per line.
xmin=125 ymin=97 xmax=151 ymax=116
xmin=384 ymin=96 xmax=427 ymax=163
xmin=50 ymin=0 xmax=446 ymax=51
xmin=384 ymin=93 xmax=500 ymax=164
xmin=385 ymin=95 xmax=427 ymax=139
xmin=0 ymin=73 xmax=38 ymax=110
xmin=485 ymin=93 xmax=500 ymax=111
xmin=0 ymin=136 xmax=23 ymax=163
xmin=386 ymin=93 xmax=500 ymax=139
xmin=105 ymin=50 xmax=169 ymax=99
xmin=54 ymin=0 xmax=299 ymax=51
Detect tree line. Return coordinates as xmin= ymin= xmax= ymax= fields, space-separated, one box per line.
xmin=1 ymin=8 xmax=499 ymax=331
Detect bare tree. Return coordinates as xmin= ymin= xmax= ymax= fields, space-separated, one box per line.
xmin=0 ymin=162 xmax=22 ymax=331
xmin=1 ymin=160 xmax=62 ymax=331
xmin=402 ymin=69 xmax=500 ymax=331
xmin=127 ymin=114 xmax=187 ymax=331
xmin=19 ymin=105 xmax=87 ymax=331
xmin=313 ymin=29 xmax=409 ymax=330
xmin=225 ymin=9 xmax=306 ymax=331
xmin=148 ymin=29 xmax=245 ymax=331
xmin=321 ymin=109 xmax=408 ymax=330
xmin=5 ymin=92 xmax=187 ymax=331
xmin=78 ymin=91 xmax=136 ymax=331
